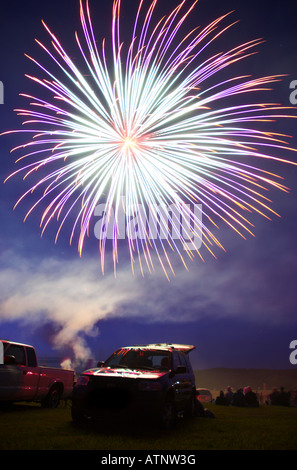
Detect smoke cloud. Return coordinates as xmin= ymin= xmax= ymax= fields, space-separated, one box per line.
xmin=0 ymin=234 xmax=295 ymax=365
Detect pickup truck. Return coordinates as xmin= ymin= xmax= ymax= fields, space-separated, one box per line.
xmin=0 ymin=339 xmax=75 ymax=407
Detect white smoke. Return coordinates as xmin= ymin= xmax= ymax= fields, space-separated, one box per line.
xmin=0 ymin=242 xmax=294 ymax=366
xmin=60 ymin=358 xmax=73 ymax=370
xmin=0 ymin=249 xmax=140 ymax=364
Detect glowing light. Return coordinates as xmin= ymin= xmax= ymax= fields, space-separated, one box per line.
xmin=3 ymin=0 xmax=297 ymax=279
xmin=121 ymin=136 xmax=139 ymax=154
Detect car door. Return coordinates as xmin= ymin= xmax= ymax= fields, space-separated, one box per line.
xmin=173 ymin=351 xmax=193 ymax=409
xmin=23 ymin=346 xmax=40 ymax=400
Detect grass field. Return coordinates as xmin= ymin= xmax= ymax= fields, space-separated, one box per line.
xmin=0 ymin=401 xmax=297 ymax=451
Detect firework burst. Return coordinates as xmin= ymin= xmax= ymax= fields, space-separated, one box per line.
xmin=4 ymin=0 xmax=297 ymax=279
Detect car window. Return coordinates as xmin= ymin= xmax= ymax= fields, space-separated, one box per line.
xmin=149 ymin=353 xmax=170 ymax=370
xmin=172 ymin=351 xmax=180 ymax=370
xmin=175 ymin=352 xmax=188 ymax=372
xmin=179 ymin=353 xmax=188 ymax=369
xmin=4 ymin=344 xmax=26 ymax=365
xmin=172 ymin=351 xmax=188 ymax=371
xmin=26 ymin=347 xmax=37 ymax=367
xmin=185 ymin=354 xmax=193 ymax=373
xmin=104 ymin=348 xmax=170 ymax=370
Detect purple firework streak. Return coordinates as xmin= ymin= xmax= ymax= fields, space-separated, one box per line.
xmin=3 ymin=0 xmax=297 ymax=279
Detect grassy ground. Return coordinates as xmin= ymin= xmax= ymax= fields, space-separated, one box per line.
xmin=0 ymin=401 xmax=297 ymax=450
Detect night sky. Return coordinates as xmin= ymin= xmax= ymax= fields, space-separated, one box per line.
xmin=0 ymin=0 xmax=297 ymax=372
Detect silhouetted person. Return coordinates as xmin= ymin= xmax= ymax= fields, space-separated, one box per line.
xmin=268 ymin=388 xmax=279 ymax=405
xmin=244 ymin=386 xmax=259 ymax=407
xmin=268 ymin=387 xmax=290 ymax=406
xmin=215 ymin=391 xmax=228 ymax=405
xmin=194 ymin=392 xmax=215 ymax=418
xmin=232 ymin=388 xmax=245 ymax=407
xmin=224 ymin=386 xmax=234 ymax=405
xmin=277 ymin=387 xmax=290 ymax=406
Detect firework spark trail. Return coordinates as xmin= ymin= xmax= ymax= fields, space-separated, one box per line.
xmin=3 ymin=0 xmax=297 ymax=279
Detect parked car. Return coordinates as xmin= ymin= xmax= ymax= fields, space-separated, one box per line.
xmin=196 ymin=388 xmax=213 ymax=402
xmin=0 ymin=339 xmax=75 ymax=407
xmin=71 ymin=343 xmax=196 ymax=428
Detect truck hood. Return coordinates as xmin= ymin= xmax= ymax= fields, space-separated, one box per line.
xmin=84 ymin=367 xmax=167 ymax=380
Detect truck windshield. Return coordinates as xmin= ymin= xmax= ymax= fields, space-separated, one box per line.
xmin=104 ymin=349 xmax=171 ymax=371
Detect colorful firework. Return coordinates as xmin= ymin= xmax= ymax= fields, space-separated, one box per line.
xmin=4 ymin=0 xmax=296 ymax=279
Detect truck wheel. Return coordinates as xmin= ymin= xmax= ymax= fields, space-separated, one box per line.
xmin=42 ymin=386 xmax=61 ymax=408
xmin=160 ymin=399 xmax=176 ymax=429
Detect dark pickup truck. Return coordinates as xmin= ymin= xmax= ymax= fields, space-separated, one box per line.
xmin=0 ymin=340 xmax=75 ymax=407
xmin=71 ymin=343 xmax=196 ymax=428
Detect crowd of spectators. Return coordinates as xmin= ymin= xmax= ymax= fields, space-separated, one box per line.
xmin=266 ymin=387 xmax=297 ymax=406
xmin=215 ymin=385 xmax=297 ymax=407
xmin=215 ymin=386 xmax=259 ymax=407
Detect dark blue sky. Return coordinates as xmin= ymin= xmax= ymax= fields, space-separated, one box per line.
xmin=0 ymin=0 xmax=297 ymax=372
